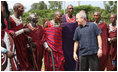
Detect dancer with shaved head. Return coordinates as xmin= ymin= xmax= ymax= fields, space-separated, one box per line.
xmin=9 ymin=3 xmax=32 ymax=70
xmin=63 ymin=4 xmax=76 ymax=23
xmin=25 ymin=13 xmax=45 ymax=71
xmin=62 ymin=4 xmax=78 ymax=71
xmin=107 ymin=14 xmax=117 ymax=71
xmin=93 ymin=11 xmax=108 ymax=71
xmin=43 ymin=11 xmax=65 ymax=71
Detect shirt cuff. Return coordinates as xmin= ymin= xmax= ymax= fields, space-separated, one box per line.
xmin=15 ymin=29 xmax=24 ymax=36
xmin=108 ymin=38 xmax=111 ymax=41
xmin=1 ymin=47 xmax=7 ymax=53
xmin=43 ymin=42 xmax=49 ymax=49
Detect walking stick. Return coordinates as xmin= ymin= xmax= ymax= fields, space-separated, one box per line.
xmin=75 ymin=60 xmax=79 ymax=71
xmin=29 ymin=42 xmax=38 ymax=70
xmin=110 ymin=42 xmax=114 ymax=69
xmin=50 ymin=49 xmax=55 ymax=71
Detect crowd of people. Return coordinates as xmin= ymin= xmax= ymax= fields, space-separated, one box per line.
xmin=1 ymin=1 xmax=117 ymax=71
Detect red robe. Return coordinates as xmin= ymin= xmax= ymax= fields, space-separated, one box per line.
xmin=9 ymin=17 xmax=32 ymax=70
xmin=44 ymin=20 xmax=65 ymax=71
xmin=107 ymin=24 xmax=117 ymax=71
xmin=97 ymin=22 xmax=108 ymax=71
xmin=25 ymin=24 xmax=44 ymax=71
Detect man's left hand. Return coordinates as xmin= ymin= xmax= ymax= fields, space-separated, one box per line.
xmin=97 ymin=48 xmax=102 ymax=58
xmin=27 ymin=36 xmax=32 ymax=43
xmin=6 ymin=51 xmax=15 ymax=58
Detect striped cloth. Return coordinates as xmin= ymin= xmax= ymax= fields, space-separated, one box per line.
xmin=1 ymin=31 xmax=20 ymax=71
xmin=44 ymin=20 xmax=65 ymax=71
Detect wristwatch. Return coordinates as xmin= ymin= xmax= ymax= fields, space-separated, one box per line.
xmin=99 ymin=47 xmax=102 ymax=49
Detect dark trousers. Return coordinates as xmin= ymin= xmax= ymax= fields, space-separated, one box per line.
xmin=79 ymin=54 xmax=99 ymax=71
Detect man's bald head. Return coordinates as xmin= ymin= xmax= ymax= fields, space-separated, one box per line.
xmin=110 ymin=14 xmax=117 ymax=23
xmin=13 ymin=3 xmax=24 ymax=16
xmin=94 ymin=12 xmax=101 ymax=23
xmin=54 ymin=11 xmax=62 ymax=23
xmin=111 ymin=14 xmax=117 ymax=19
xmin=28 ymin=13 xmax=38 ymax=23
xmin=54 ymin=11 xmax=62 ymax=17
xmin=67 ymin=4 xmax=74 ymax=16
xmin=67 ymin=4 xmax=73 ymax=9
xmin=13 ymin=3 xmax=22 ymax=11
xmin=94 ymin=12 xmax=101 ymax=16
xmin=80 ymin=10 xmax=86 ymax=13
xmin=28 ymin=13 xmax=37 ymax=21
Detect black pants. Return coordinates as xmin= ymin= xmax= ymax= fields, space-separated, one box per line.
xmin=79 ymin=54 xmax=99 ymax=71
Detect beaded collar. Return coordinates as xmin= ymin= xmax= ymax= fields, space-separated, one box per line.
xmin=66 ymin=14 xmax=76 ymax=23
xmin=11 ymin=15 xmax=23 ymax=26
xmin=109 ymin=23 xmax=117 ymax=32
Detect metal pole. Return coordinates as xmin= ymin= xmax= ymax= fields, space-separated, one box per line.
xmin=78 ymin=1 xmax=80 ymax=6
xmin=64 ymin=1 xmax=65 ymax=15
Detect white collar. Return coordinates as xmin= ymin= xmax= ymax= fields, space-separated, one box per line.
xmin=29 ymin=23 xmax=38 ymax=27
xmin=11 ymin=14 xmax=22 ymax=21
xmin=94 ymin=21 xmax=103 ymax=25
xmin=11 ymin=14 xmax=23 ymax=26
xmin=110 ymin=22 xmax=117 ymax=27
xmin=51 ymin=20 xmax=60 ymax=25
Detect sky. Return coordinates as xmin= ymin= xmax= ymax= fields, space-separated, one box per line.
xmin=7 ymin=0 xmax=105 ymax=12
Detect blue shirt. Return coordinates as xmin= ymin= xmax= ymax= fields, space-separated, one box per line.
xmin=73 ymin=22 xmax=102 ymax=56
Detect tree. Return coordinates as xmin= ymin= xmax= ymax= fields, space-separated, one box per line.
xmin=103 ymin=1 xmax=117 ymax=23
xmin=73 ymin=5 xmax=95 ymax=20
xmin=73 ymin=5 xmax=110 ymax=23
xmin=31 ymin=3 xmax=39 ymax=10
xmin=104 ymin=1 xmax=117 ymax=13
xmin=38 ymin=1 xmax=47 ymax=10
xmin=24 ymin=2 xmax=116 ymax=25
xmin=48 ymin=1 xmax=62 ymax=9
xmin=30 ymin=1 xmax=47 ymax=10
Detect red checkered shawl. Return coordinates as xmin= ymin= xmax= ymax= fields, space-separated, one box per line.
xmin=44 ymin=20 xmax=65 ymax=71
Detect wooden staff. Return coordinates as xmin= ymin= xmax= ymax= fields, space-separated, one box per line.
xmin=28 ymin=42 xmax=38 ymax=70
xmin=50 ymin=49 xmax=55 ymax=71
